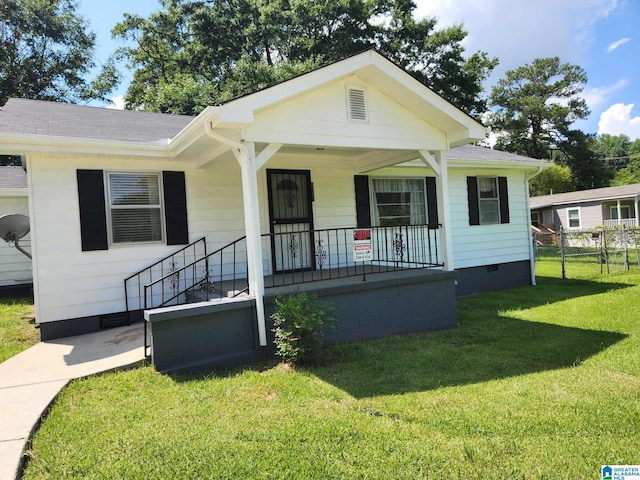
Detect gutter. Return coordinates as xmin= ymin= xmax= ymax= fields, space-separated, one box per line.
xmin=526 ymin=167 xmax=544 ymax=286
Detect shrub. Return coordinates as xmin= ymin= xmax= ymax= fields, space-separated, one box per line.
xmin=271 ymin=293 xmax=337 ymax=365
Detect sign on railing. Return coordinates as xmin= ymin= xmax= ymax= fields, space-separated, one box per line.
xmin=353 ymin=229 xmax=373 ymax=262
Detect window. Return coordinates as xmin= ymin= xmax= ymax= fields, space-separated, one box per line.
xmin=478 ymin=177 xmax=500 ymax=224
xmin=106 ymin=172 xmax=163 ymax=244
xmin=531 ymin=211 xmax=540 ymax=227
xmin=467 ymin=176 xmax=509 ymax=225
xmin=371 ymin=178 xmax=426 ymax=226
xmin=610 ymin=205 xmax=631 ymax=220
xmin=567 ymin=208 xmax=580 ymax=228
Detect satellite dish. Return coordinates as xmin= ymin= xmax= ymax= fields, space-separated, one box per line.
xmin=0 ymin=214 xmax=32 ymax=259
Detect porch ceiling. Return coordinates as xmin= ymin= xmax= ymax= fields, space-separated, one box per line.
xmin=180 ymin=136 xmax=426 ymax=173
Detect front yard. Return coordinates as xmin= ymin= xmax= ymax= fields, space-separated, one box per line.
xmin=19 ymin=259 xmax=640 ymax=479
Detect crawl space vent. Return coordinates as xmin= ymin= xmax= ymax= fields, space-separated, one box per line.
xmin=347 ymin=87 xmax=368 ymax=121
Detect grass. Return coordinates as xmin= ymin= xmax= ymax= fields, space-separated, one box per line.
xmin=0 ymin=297 xmax=38 ymax=363
xmin=22 ymin=260 xmax=640 ymax=479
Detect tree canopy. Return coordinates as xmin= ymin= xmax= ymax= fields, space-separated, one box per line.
xmin=488 ymin=57 xmax=589 ymax=160
xmin=529 ymin=163 xmax=574 ymax=196
xmin=113 ymin=0 xmax=497 ymax=116
xmin=0 ymin=0 xmax=117 ymax=105
xmin=488 ymin=57 xmax=614 ymax=190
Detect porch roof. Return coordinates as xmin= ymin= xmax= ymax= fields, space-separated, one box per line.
xmin=0 ymin=51 xmax=486 ymax=162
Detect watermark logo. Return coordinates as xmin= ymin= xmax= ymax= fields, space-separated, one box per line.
xmin=602 ymin=465 xmax=640 ymax=480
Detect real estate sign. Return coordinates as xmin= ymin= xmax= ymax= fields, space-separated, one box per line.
xmin=353 ymin=229 xmax=372 ymax=262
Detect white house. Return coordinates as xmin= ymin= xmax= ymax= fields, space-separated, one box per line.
xmin=0 ymin=165 xmax=32 ymax=293
xmin=0 ymin=51 xmax=548 ymax=369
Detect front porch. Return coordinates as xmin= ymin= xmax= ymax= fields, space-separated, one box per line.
xmin=144 ymin=267 xmax=457 ymax=372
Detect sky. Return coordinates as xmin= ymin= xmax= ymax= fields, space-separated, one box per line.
xmin=77 ymin=0 xmax=640 ymax=140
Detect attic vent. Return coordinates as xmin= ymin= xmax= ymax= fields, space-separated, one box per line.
xmin=347 ymin=87 xmax=368 ymax=122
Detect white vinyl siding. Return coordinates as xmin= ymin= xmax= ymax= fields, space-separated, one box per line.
xmin=0 ymin=194 xmax=32 ymax=286
xmin=107 ymin=172 xmax=163 ymax=244
xmin=449 ymin=169 xmax=530 ymax=269
xmin=247 ymin=76 xmax=448 ymax=151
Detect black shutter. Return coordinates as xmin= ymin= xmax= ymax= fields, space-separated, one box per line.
xmin=425 ymin=177 xmax=439 ymax=226
xmin=467 ymin=176 xmax=480 ymax=226
xmin=163 ymin=171 xmax=189 ymax=245
xmin=498 ymin=176 xmax=510 ymax=224
xmin=77 ymin=169 xmax=108 ymax=251
xmin=354 ymin=175 xmax=371 ymax=227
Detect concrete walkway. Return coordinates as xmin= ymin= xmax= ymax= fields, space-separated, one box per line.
xmin=0 ymin=324 xmax=146 ymax=480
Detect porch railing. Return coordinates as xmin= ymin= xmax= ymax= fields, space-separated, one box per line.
xmin=124 ymin=236 xmax=207 ymax=318
xmin=139 ymin=224 xmax=441 ymax=307
xmin=603 ymin=218 xmax=637 ymax=227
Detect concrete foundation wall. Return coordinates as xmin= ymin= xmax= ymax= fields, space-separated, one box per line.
xmin=146 ymin=269 xmax=457 ymax=373
xmin=455 ymin=260 xmax=531 ymax=297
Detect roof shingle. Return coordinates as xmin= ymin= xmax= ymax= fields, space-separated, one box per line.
xmin=0 ymin=98 xmax=193 ymax=143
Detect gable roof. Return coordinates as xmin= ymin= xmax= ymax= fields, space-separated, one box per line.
xmin=0 ymin=98 xmax=192 ymax=143
xmin=530 ymin=183 xmax=640 ymax=208
xmin=0 ymin=51 xmax=487 ymax=156
xmin=0 ymin=166 xmax=27 ymax=189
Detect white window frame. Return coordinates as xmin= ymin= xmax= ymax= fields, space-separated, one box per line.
xmin=369 ymin=177 xmax=428 ymax=227
xmin=478 ymin=177 xmax=501 ymax=225
xmin=567 ymin=207 xmax=581 ymax=229
xmin=105 ymin=171 xmax=165 ymax=245
xmin=610 ymin=205 xmax=631 ymax=220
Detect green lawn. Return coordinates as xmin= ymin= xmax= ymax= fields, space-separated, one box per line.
xmin=0 ymin=297 xmax=38 ymax=363
xmin=22 ymin=261 xmax=640 ymax=479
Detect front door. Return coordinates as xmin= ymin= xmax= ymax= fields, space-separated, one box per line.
xmin=267 ymin=169 xmax=315 ymax=272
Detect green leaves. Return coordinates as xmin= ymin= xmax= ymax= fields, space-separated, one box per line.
xmin=271 ymin=293 xmax=337 ymax=365
xmin=0 ymin=0 xmax=116 ymax=105
xmin=113 ymin=0 xmax=496 ymax=116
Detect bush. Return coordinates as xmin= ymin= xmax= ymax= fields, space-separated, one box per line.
xmin=271 ymin=293 xmax=337 ymax=365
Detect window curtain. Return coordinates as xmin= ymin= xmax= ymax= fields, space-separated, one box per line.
xmin=371 ymin=178 xmax=426 ymax=225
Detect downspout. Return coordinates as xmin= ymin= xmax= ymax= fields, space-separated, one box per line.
xmin=526 ymin=167 xmax=543 ymax=286
xmin=205 ymin=121 xmax=268 ymax=347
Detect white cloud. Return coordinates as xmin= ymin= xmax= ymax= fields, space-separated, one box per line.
xmin=598 ymin=103 xmax=640 ymax=139
xmin=582 ymin=78 xmax=627 ymax=109
xmin=607 ymin=37 xmax=630 ymax=52
xmin=412 ymin=0 xmax=619 ymax=82
xmin=107 ymin=95 xmax=125 ymax=110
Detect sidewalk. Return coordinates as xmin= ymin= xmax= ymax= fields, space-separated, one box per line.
xmin=0 ymin=324 xmax=146 ymax=480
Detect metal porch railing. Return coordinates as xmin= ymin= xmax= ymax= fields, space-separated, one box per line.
xmin=129 ymin=225 xmax=442 ymax=356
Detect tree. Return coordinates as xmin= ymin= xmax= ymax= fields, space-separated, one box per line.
xmin=612 ymin=160 xmax=640 ymax=185
xmin=113 ymin=0 xmax=497 ymax=116
xmin=529 ymin=163 xmax=574 ymax=196
xmin=0 ymin=0 xmax=117 ymax=105
xmin=488 ymin=57 xmax=615 ymax=189
xmin=489 ymin=57 xmax=589 ymax=160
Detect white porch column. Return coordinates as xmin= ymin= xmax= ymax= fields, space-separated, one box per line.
xmin=434 ymin=151 xmax=454 ymax=271
xmin=616 ymin=199 xmax=622 ymax=225
xmin=636 ymin=196 xmax=640 ymax=227
xmin=236 ymin=142 xmax=267 ymax=347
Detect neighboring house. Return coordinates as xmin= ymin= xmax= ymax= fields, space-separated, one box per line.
xmin=0 ymin=51 xmax=548 ymax=369
xmin=0 ymin=165 xmax=32 ymax=293
xmin=530 ymin=184 xmax=640 ymax=231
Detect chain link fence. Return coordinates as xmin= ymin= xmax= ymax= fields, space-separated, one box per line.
xmin=534 ymin=226 xmax=640 ymax=278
